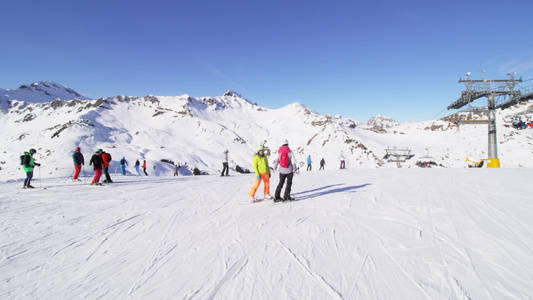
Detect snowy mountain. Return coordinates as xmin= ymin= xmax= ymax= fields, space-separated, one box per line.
xmin=363 ymin=114 xmax=399 ymax=131
xmin=0 ymin=81 xmax=89 ymax=106
xmin=1 ymin=81 xmax=533 ymax=183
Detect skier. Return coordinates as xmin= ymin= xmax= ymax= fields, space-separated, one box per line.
xmin=89 ymin=149 xmax=104 ymax=186
xmin=142 ymin=160 xmax=148 ymax=176
xmin=248 ymin=145 xmax=272 ymax=202
xmin=101 ymin=149 xmax=113 ymax=183
xmin=119 ymin=157 xmax=128 ymax=175
xmin=221 ymin=149 xmax=229 ymax=176
xmin=274 ymin=140 xmax=297 ymax=201
xmin=174 ymin=162 xmax=179 ymax=176
xmin=135 ymin=160 xmax=141 ymax=177
xmin=319 ymin=158 xmax=325 ymax=170
xmin=21 ymin=148 xmax=41 ymax=189
xmin=135 ymin=159 xmax=141 ymax=176
xmin=339 ymin=150 xmax=346 ymax=169
xmin=307 ymin=155 xmax=312 ymax=171
xmin=72 ymin=147 xmax=84 ymax=181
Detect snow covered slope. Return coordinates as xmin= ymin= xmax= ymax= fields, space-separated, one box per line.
xmin=1 ymin=168 xmax=531 ymax=299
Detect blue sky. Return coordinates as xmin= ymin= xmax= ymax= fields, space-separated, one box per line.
xmin=1 ymin=0 xmax=532 ymax=123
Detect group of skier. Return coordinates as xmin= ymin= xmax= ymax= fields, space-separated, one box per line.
xmin=21 ymin=143 xmax=348 ymax=193
xmin=245 ymin=142 xmax=350 ymax=202
xmin=71 ymin=147 xmax=149 ymax=186
xmin=305 ymin=156 xmax=327 ymax=171
xmin=248 ymin=140 xmax=297 ymax=202
xmin=134 ymin=159 xmax=149 ymax=177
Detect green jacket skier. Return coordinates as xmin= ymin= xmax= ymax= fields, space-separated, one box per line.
xmin=21 ymin=148 xmax=40 ymax=188
xmin=248 ymin=145 xmax=272 ymax=202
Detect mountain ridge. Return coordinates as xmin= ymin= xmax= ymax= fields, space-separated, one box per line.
xmin=1 ymin=81 xmax=532 ymax=182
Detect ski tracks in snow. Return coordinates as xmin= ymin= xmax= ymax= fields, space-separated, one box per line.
xmin=275 ymin=238 xmax=344 ymax=299
xmin=207 ymin=256 xmax=249 ymax=300
xmin=127 ymin=212 xmax=181 ymax=297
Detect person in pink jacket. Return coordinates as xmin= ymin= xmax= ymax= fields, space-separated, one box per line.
xmin=273 ymin=140 xmax=297 ymax=201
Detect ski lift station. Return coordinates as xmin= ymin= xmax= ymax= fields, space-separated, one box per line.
xmin=447 ymin=72 xmax=533 ymax=168
xmin=383 ymin=147 xmax=414 ymax=163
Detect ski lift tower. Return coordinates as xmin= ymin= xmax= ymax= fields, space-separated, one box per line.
xmin=447 ymin=72 xmax=523 ymax=168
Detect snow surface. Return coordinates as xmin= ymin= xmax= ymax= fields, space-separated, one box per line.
xmin=1 ymin=168 xmax=531 ymax=299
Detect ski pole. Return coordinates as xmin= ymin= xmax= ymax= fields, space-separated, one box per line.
xmin=39 ymin=165 xmax=42 ymax=188
xmin=85 ymin=170 xmax=94 ymax=184
xmin=64 ymin=170 xmax=75 ymax=183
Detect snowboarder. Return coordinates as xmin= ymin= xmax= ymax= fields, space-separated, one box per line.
xmin=339 ymin=151 xmax=346 ymax=169
xmin=319 ymin=158 xmax=325 ymax=170
xmin=221 ymin=150 xmax=229 ymax=176
xmin=135 ymin=159 xmax=141 ymax=176
xmin=274 ymin=140 xmax=297 ymax=201
xmin=72 ymin=147 xmax=84 ymax=181
xmin=119 ymin=157 xmax=128 ymax=175
xmin=307 ymin=155 xmax=312 ymax=171
xmin=89 ymin=149 xmax=104 ymax=185
xmin=143 ymin=160 xmax=148 ymax=176
xmin=248 ymin=146 xmax=272 ymax=202
xmin=21 ymin=148 xmax=40 ymax=188
xmin=101 ymin=150 xmax=113 ymax=183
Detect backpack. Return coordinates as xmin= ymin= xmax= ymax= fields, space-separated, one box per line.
xmin=120 ymin=158 xmax=125 ymax=165
xmin=279 ymin=152 xmax=290 ymax=168
xmin=103 ymin=153 xmax=112 ymax=162
xmin=20 ymin=154 xmax=26 ymax=166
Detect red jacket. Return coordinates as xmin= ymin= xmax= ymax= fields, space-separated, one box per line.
xmin=102 ymin=152 xmax=112 ymax=167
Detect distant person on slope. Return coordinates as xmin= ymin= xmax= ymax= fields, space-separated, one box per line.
xmin=21 ymin=148 xmax=40 ymax=189
xmin=119 ymin=157 xmax=128 ymax=175
xmin=135 ymin=159 xmax=141 ymax=176
xmin=221 ymin=150 xmax=229 ymax=176
xmin=307 ymin=155 xmax=312 ymax=171
xmin=273 ymin=140 xmax=297 ymax=201
xmin=72 ymin=147 xmax=84 ymax=181
xmin=101 ymin=149 xmax=113 ymax=183
xmin=89 ymin=149 xmax=104 ymax=186
xmin=319 ymin=158 xmax=325 ymax=170
xmin=339 ymin=151 xmax=346 ymax=169
xmin=143 ymin=160 xmax=148 ymax=176
xmin=174 ymin=162 xmax=179 ymax=176
xmin=248 ymin=146 xmax=272 ymax=202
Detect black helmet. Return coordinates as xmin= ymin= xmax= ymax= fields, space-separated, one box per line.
xmin=29 ymin=149 xmax=36 ymax=154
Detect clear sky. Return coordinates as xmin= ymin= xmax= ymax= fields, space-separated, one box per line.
xmin=1 ymin=0 xmax=532 ymax=123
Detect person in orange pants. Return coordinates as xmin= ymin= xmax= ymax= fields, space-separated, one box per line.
xmin=248 ymin=146 xmax=272 ymax=202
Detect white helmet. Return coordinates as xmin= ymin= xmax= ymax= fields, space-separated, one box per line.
xmin=282 ymin=139 xmax=289 ymax=145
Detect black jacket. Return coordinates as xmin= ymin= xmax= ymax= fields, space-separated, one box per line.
xmin=89 ymin=154 xmax=103 ymax=170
